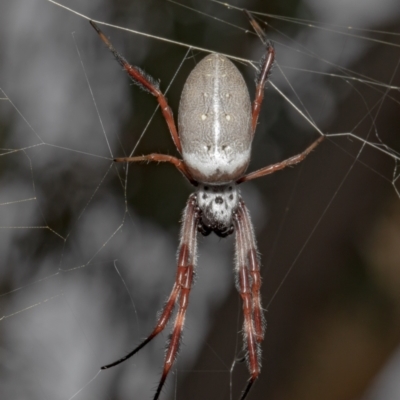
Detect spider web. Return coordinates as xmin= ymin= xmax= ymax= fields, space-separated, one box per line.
xmin=1 ymin=0 xmax=400 ymax=399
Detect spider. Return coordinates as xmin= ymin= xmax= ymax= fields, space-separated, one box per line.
xmin=90 ymin=13 xmax=323 ymax=400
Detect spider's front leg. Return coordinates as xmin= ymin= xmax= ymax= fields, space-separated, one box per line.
xmin=101 ymin=195 xmax=199 ymax=400
xmin=154 ymin=194 xmax=199 ymax=399
xmin=234 ymin=200 xmax=264 ymax=400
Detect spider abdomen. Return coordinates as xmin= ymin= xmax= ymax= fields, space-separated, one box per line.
xmin=178 ymin=54 xmax=252 ymax=184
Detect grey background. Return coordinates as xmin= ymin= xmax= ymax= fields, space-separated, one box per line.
xmin=0 ymin=0 xmax=400 ymax=399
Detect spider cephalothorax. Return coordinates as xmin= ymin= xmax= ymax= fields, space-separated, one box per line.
xmin=91 ymin=14 xmax=323 ymax=400
xmin=196 ymin=184 xmax=239 ymax=237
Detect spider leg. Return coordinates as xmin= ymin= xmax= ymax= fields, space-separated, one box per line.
xmin=250 ymin=39 xmax=275 ymax=135
xmin=245 ymin=10 xmax=274 ymax=135
xmin=114 ymin=153 xmax=196 ymax=185
xmin=90 ymin=21 xmax=183 ymax=154
xmin=154 ymin=194 xmax=199 ymax=399
xmin=234 ymin=201 xmax=262 ymax=400
xmin=244 ymin=10 xmax=268 ymax=46
xmin=237 ymin=135 xmax=324 ymax=184
xmin=154 ymin=265 xmax=194 ymax=399
xmin=101 ymin=282 xmax=181 ymax=370
xmin=101 ymin=195 xmax=199 ymax=372
xmin=239 ymin=200 xmax=265 ymax=343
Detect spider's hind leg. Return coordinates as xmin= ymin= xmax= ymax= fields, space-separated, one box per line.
xmin=90 ymin=20 xmax=183 ymax=154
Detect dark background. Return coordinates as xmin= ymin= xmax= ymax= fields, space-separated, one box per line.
xmin=0 ymin=0 xmax=400 ymax=399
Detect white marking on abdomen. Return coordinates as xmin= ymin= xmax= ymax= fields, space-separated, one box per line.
xmin=212 ymin=56 xmax=221 ymax=155
xmin=183 ymin=148 xmax=251 ymax=182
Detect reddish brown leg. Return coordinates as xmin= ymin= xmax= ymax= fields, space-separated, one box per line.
xmin=245 ymin=10 xmax=275 ymax=134
xmin=90 ymin=21 xmax=182 ymax=154
xmin=234 ymin=203 xmax=262 ymax=400
xmin=154 ymin=264 xmax=194 ymax=399
xmin=101 ymin=194 xmax=199 ymax=389
xmin=114 ymin=153 xmax=196 ymax=185
xmin=237 ymin=135 xmax=324 ymax=184
xmin=239 ymin=200 xmax=265 ymax=343
xmin=245 ymin=10 xmax=268 ymax=45
xmin=154 ymin=194 xmax=198 ymax=399
xmin=101 ymin=281 xmax=180 ymax=370
xmin=251 ymin=43 xmax=275 ymax=135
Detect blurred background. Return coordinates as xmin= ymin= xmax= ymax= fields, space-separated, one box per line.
xmin=1 ymin=0 xmax=400 ymax=399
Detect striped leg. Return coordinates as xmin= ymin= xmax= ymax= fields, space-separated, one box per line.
xmin=154 ymin=194 xmax=199 ymax=399
xmin=234 ymin=199 xmax=263 ymax=400
xmin=101 ymin=195 xmax=199 ymax=400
